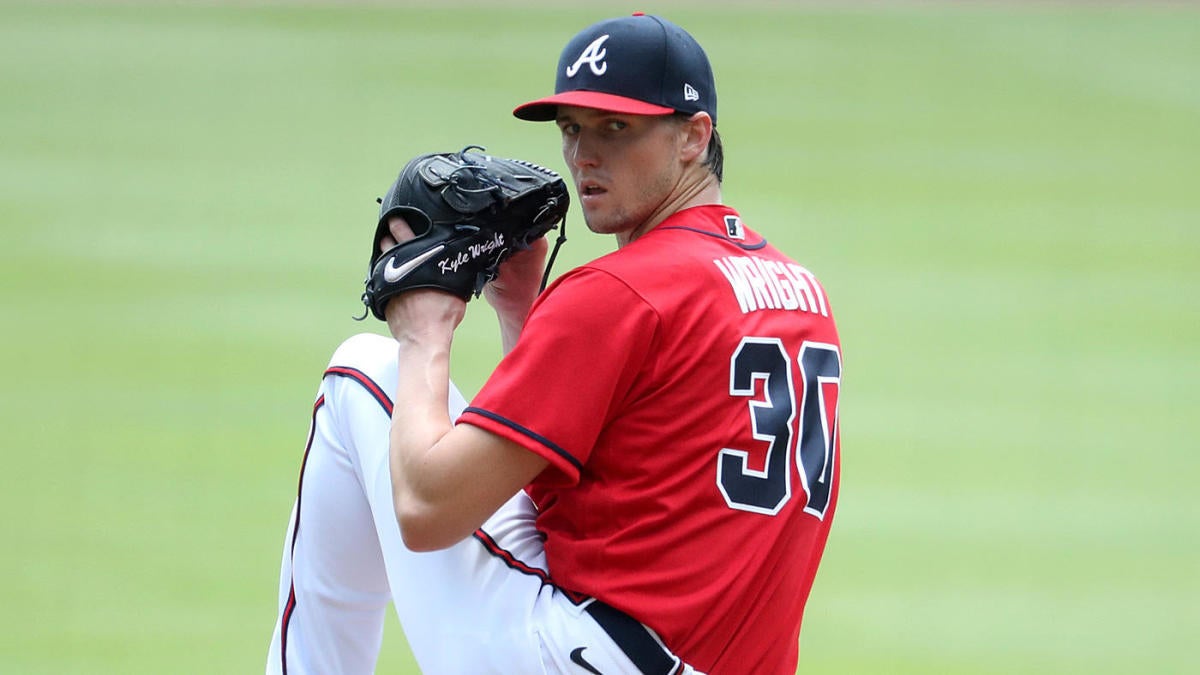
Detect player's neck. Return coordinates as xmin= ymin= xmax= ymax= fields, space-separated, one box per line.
xmin=617 ymin=173 xmax=721 ymax=248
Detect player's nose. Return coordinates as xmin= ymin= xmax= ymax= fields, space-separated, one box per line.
xmin=566 ymin=134 xmax=600 ymax=170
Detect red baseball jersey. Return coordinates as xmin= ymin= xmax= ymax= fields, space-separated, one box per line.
xmin=460 ymin=205 xmax=842 ymax=674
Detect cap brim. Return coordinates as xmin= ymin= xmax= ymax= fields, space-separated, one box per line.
xmin=513 ymin=91 xmax=676 ymax=121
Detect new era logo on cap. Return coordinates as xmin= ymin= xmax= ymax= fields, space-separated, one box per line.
xmin=514 ymin=13 xmax=717 ymax=124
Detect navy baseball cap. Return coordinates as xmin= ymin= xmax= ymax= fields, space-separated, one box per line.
xmin=513 ymin=13 xmax=717 ymax=125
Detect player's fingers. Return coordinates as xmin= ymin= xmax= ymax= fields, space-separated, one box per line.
xmin=500 ymin=235 xmax=548 ymax=274
xmin=389 ymin=215 xmax=417 ymax=245
xmin=524 ymin=235 xmax=550 ymax=255
xmin=380 ymin=216 xmax=417 ymax=252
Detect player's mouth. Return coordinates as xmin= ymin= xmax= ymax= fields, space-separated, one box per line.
xmin=579 ymin=181 xmax=607 ymax=203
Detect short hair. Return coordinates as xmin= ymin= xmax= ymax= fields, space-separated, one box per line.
xmin=705 ymin=127 xmax=724 ymax=183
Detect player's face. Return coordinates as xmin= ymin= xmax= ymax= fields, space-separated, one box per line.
xmin=556 ymin=106 xmax=689 ymax=245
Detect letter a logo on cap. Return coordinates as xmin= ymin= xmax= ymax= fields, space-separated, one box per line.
xmin=566 ymin=35 xmax=610 ymax=78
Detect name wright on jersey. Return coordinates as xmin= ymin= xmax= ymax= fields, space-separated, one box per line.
xmin=713 ymin=255 xmax=830 ymax=316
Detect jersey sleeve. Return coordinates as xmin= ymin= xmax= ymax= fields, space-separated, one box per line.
xmin=458 ymin=267 xmax=658 ymax=486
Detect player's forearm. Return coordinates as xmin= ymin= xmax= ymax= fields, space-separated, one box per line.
xmin=385 ymin=288 xmax=545 ymax=551
xmin=389 ymin=332 xmax=551 ymax=551
xmin=388 ymin=329 xmax=462 ymax=550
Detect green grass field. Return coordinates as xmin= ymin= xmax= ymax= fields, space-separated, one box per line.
xmin=2 ymin=2 xmax=1197 ymax=673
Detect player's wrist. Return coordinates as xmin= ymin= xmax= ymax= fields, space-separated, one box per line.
xmin=384 ymin=293 xmax=464 ymax=343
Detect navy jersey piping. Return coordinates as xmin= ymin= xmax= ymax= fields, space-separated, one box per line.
xmin=462 ymin=406 xmax=583 ymax=473
xmin=656 ymin=224 xmax=768 ymax=250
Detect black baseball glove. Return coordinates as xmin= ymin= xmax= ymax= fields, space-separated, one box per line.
xmin=360 ymin=146 xmax=569 ymax=321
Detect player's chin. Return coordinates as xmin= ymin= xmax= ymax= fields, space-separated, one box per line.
xmin=582 ymin=209 xmax=637 ymax=237
xmin=580 ymin=213 xmax=610 ymax=235
xmin=578 ymin=203 xmax=615 ymax=233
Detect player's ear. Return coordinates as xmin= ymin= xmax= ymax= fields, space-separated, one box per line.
xmin=678 ymin=112 xmax=713 ymax=165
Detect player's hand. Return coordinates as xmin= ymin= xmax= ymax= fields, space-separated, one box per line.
xmin=483 ymin=235 xmax=548 ymax=326
xmin=380 ymin=216 xmax=467 ymax=343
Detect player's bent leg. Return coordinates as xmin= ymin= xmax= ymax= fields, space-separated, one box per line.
xmin=369 ymin=490 xmax=552 ymax=672
xmin=316 ymin=334 xmax=537 ymax=671
xmin=312 ymin=334 xmax=551 ymax=673
xmin=265 ymin=378 xmax=392 ymax=674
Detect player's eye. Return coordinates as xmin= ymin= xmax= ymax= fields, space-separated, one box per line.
xmin=605 ymin=120 xmax=628 ymax=132
xmin=557 ymin=121 xmax=580 ymax=136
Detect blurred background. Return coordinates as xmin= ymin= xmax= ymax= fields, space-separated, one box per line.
xmin=1 ymin=1 xmax=1196 ymax=673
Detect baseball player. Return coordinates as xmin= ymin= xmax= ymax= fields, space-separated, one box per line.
xmin=384 ymin=12 xmax=843 ymax=674
xmin=268 ymin=12 xmax=841 ymax=675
